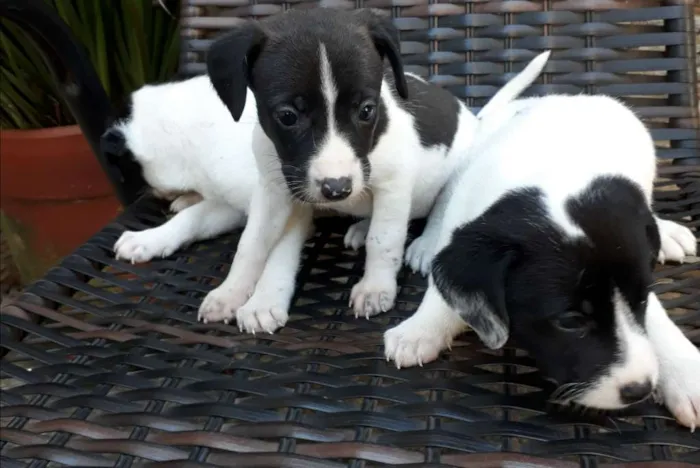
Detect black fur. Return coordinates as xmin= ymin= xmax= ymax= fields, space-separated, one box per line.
xmin=390 ymin=72 xmax=461 ymax=149
xmin=205 ymin=8 xmax=409 ymax=202
xmin=432 ymin=176 xmax=658 ymax=387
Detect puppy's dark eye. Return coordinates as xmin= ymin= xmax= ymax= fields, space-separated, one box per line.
xmin=553 ymin=311 xmax=592 ymax=333
xmin=358 ymin=102 xmax=376 ymax=122
xmin=276 ymin=108 xmax=298 ymax=127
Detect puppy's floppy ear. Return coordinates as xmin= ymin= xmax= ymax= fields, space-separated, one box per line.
xmin=355 ymin=9 xmax=408 ymax=99
xmin=431 ymin=231 xmax=515 ymax=350
xmin=206 ymin=21 xmax=266 ymax=122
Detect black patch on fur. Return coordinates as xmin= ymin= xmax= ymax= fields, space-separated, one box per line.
xmin=385 ymin=71 xmax=461 ymax=149
xmin=206 ymin=8 xmax=407 ymax=202
xmin=565 ymin=175 xmax=659 ymax=327
xmin=99 ymin=125 xmax=146 ymax=197
xmin=432 ymin=176 xmax=657 ymax=388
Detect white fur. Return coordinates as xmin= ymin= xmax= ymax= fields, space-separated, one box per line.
xmin=111 ymin=76 xmax=354 ymax=333
xmin=202 ymin=48 xmax=551 ymax=326
xmin=306 ymin=45 xmax=365 ymax=200
xmin=115 ymin=200 xmax=243 ymax=263
xmin=385 ymin=92 xmax=698 ymax=429
xmin=646 ymin=294 xmax=700 ymax=431
xmin=577 ymin=290 xmax=658 ymax=409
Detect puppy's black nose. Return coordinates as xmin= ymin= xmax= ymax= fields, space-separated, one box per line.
xmin=320 ymin=177 xmax=352 ymax=200
xmin=619 ymin=380 xmax=653 ymax=405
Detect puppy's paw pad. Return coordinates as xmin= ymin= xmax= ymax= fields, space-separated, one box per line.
xmin=404 ymin=235 xmax=436 ymax=276
xmin=170 ymin=193 xmax=203 ymax=213
xmin=384 ymin=319 xmax=450 ymax=368
xmin=657 ymin=219 xmax=697 ymax=263
xmin=344 ymin=219 xmax=370 ymax=251
xmin=236 ymin=301 xmax=289 ymax=334
xmin=350 ymin=275 xmax=397 ymax=318
xmin=114 ymin=230 xmax=175 ymax=263
xmin=198 ymin=287 xmax=251 ymax=324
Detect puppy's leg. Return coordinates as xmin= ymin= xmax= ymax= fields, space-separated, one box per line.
xmin=350 ymin=188 xmax=411 ymax=317
xmin=114 ymin=200 xmax=243 ymax=264
xmin=170 ymin=192 xmax=204 ymax=213
xmin=344 ymin=218 xmax=370 ymax=251
xmin=236 ymin=209 xmax=314 ymax=334
xmin=655 ymin=217 xmax=697 ymax=264
xmin=646 ymin=293 xmax=700 ymax=430
xmin=405 ymin=178 xmax=457 ymax=276
xmin=384 ymin=282 xmax=468 ymax=368
xmin=198 ymin=185 xmax=298 ymax=324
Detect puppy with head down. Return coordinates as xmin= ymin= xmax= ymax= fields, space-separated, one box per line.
xmin=386 ymin=93 xmax=700 ymax=429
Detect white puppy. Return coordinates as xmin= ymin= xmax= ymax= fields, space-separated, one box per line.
xmin=385 ymin=93 xmax=699 ymax=429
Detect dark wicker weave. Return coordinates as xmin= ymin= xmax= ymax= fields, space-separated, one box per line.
xmin=1 ymin=0 xmax=698 ymax=466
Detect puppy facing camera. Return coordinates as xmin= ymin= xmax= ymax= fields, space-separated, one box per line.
xmin=198 ymin=8 xmax=550 ymax=329
xmin=386 ymin=93 xmax=699 ymax=429
xmin=207 ymin=8 xmax=407 ymax=205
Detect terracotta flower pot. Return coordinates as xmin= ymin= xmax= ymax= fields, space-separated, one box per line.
xmin=0 ymin=125 xmax=122 ymax=284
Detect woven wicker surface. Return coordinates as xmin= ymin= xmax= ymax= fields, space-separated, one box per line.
xmin=2 ymin=0 xmax=699 ymax=466
xmin=1 ymin=198 xmax=698 ymax=467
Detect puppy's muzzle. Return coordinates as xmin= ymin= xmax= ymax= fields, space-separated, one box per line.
xmin=319 ymin=177 xmax=352 ymax=201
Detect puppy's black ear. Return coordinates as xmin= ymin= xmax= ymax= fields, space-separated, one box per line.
xmin=206 ymin=21 xmax=266 ymax=122
xmin=431 ymin=231 xmax=515 ymax=350
xmin=100 ymin=127 xmax=127 ymax=158
xmin=356 ymin=9 xmax=408 ymax=99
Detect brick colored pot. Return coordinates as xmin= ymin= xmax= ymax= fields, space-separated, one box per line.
xmin=0 ymin=125 xmax=121 ymax=284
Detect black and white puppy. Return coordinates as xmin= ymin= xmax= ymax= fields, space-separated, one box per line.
xmin=197 ymin=8 xmax=548 ymax=332
xmin=385 ymin=94 xmax=699 ymax=429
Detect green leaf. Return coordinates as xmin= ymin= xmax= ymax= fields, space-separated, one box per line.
xmin=1 ymin=0 xmax=180 ymax=130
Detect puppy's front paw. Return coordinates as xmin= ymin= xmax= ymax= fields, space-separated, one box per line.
xmin=384 ymin=317 xmax=452 ymax=368
xmin=344 ymin=219 xmax=370 ymax=251
xmin=235 ymin=281 xmax=292 ymax=334
xmin=170 ymin=193 xmax=204 ymax=213
xmin=198 ymin=286 xmax=252 ymax=324
xmin=236 ymin=300 xmax=289 ymax=335
xmin=658 ymin=354 xmax=700 ymax=431
xmin=349 ymin=272 xmax=397 ymax=318
xmin=404 ymin=235 xmax=436 ymax=276
xmin=114 ymin=230 xmax=176 ymax=263
xmin=657 ymin=219 xmax=697 ymax=264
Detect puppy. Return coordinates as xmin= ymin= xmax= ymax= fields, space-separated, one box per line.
xmin=197 ymin=7 xmax=549 ymax=332
xmin=385 ymin=93 xmax=699 ymax=429
xmin=103 ymin=75 xmax=334 ymax=330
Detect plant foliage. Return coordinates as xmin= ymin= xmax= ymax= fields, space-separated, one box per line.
xmin=1 ymin=0 xmax=181 ymax=130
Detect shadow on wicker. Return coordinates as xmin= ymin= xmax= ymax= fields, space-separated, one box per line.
xmin=2 ymin=0 xmax=699 ymax=466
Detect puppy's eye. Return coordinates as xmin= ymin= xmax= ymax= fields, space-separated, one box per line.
xmin=553 ymin=311 xmax=592 ymax=333
xmin=276 ymin=108 xmax=299 ymax=127
xmin=358 ymin=102 xmax=376 ymax=122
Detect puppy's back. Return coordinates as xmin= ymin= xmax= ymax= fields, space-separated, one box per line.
xmin=115 ymin=75 xmax=259 ymax=203
xmin=448 ymin=94 xmax=656 ymax=231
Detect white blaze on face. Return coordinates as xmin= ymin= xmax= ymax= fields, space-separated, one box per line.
xmin=577 ymin=289 xmax=659 ymax=409
xmin=306 ymin=43 xmax=365 ymax=201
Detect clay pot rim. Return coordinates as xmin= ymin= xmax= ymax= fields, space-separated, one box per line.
xmin=0 ymin=124 xmax=81 ymax=139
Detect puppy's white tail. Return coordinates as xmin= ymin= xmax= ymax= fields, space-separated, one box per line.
xmin=476 ymin=50 xmax=551 ymax=121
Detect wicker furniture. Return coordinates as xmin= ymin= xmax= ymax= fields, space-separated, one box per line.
xmin=1 ymin=0 xmax=698 ymax=466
